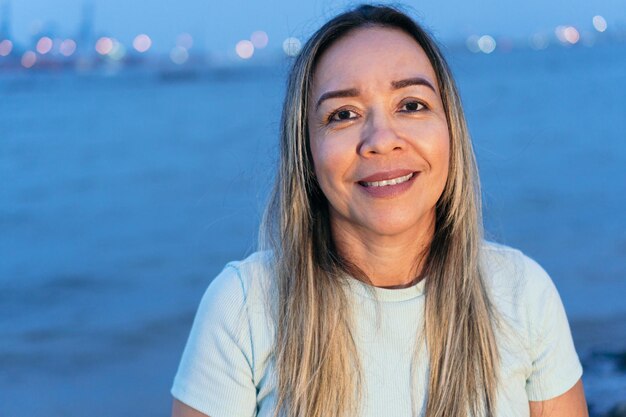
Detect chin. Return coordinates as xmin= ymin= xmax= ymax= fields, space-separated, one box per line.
xmin=359 ymin=214 xmax=427 ymax=238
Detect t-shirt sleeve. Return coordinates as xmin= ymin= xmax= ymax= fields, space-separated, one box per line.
xmin=523 ymin=256 xmax=583 ymax=401
xmin=171 ymin=264 xmax=257 ymax=417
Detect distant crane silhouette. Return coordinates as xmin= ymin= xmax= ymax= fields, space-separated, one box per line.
xmin=0 ymin=0 xmax=11 ymax=41
xmin=76 ymin=1 xmax=95 ymax=55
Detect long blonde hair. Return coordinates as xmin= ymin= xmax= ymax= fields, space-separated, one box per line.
xmin=260 ymin=5 xmax=499 ymax=417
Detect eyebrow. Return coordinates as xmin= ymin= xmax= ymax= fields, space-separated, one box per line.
xmin=391 ymin=77 xmax=436 ymax=92
xmin=315 ymin=88 xmax=359 ymax=110
xmin=315 ymin=77 xmax=436 ymax=110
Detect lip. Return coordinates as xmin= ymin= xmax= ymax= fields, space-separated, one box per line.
xmin=356 ymin=169 xmax=419 ymax=199
xmin=357 ymin=169 xmax=416 ymax=183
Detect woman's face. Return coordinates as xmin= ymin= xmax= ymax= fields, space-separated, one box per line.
xmin=308 ymin=26 xmax=450 ymax=240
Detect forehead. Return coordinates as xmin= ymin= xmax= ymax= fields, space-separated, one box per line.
xmin=312 ymin=26 xmax=438 ymax=92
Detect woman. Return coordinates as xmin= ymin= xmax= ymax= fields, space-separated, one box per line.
xmin=171 ymin=5 xmax=587 ymax=417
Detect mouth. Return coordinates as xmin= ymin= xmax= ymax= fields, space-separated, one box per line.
xmin=356 ymin=170 xmax=419 ymax=198
xmin=359 ymin=172 xmax=415 ymax=188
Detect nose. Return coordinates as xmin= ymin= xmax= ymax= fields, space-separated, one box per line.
xmin=358 ymin=110 xmax=404 ymax=157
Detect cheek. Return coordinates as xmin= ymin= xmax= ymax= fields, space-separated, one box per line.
xmin=308 ymin=134 xmax=337 ymax=204
xmin=412 ymin=123 xmax=451 ymax=197
xmin=406 ymin=122 xmax=450 ymax=174
xmin=309 ymin=134 xmax=354 ymax=185
xmin=308 ymin=134 xmax=359 ymax=214
xmin=308 ymin=134 xmax=325 ymax=179
xmin=425 ymin=120 xmax=449 ymax=163
xmin=433 ymin=136 xmax=450 ymax=193
xmin=312 ymin=150 xmax=342 ymax=204
xmin=436 ymin=133 xmax=451 ymax=176
xmin=434 ymin=134 xmax=451 ymax=200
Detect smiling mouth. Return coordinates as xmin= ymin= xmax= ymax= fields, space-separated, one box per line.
xmin=359 ymin=172 xmax=415 ymax=187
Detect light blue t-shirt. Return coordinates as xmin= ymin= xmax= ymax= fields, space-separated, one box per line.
xmin=171 ymin=242 xmax=582 ymax=417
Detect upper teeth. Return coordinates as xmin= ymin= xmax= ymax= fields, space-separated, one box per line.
xmin=363 ymin=173 xmax=414 ymax=187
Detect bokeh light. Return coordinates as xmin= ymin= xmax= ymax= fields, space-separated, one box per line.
xmin=170 ymin=46 xmax=189 ymax=64
xmin=108 ymin=40 xmax=126 ymax=60
xmin=36 ymin=36 xmax=53 ymax=54
xmin=478 ymin=35 xmax=496 ymax=53
xmin=251 ymin=31 xmax=269 ymax=48
xmin=465 ymin=35 xmax=480 ymax=53
xmin=133 ymin=34 xmax=152 ymax=53
xmin=593 ymin=15 xmax=608 ymax=32
xmin=95 ymin=37 xmax=114 ymax=55
xmin=235 ymin=40 xmax=254 ymax=59
xmin=556 ymin=26 xmax=580 ymax=44
xmin=59 ymin=39 xmax=77 ymax=57
xmin=0 ymin=39 xmax=12 ymax=56
xmin=282 ymin=37 xmax=301 ymax=56
xmin=177 ymin=33 xmax=193 ymax=49
xmin=555 ymin=26 xmax=567 ymax=42
xmin=21 ymin=51 xmax=37 ymax=68
xmin=564 ymin=27 xmax=580 ymax=44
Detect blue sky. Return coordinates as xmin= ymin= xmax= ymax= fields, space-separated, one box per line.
xmin=3 ymin=0 xmax=626 ymax=53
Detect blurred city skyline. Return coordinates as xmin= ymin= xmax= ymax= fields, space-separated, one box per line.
xmin=3 ymin=0 xmax=626 ymax=56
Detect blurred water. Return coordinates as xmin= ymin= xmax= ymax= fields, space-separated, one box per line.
xmin=1 ymin=44 xmax=625 ymax=415
xmin=454 ymin=44 xmax=626 ymax=320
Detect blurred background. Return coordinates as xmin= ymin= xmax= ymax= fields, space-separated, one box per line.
xmin=1 ymin=0 xmax=625 ymax=416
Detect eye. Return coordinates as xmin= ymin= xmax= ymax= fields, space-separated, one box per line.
xmin=328 ymin=109 xmax=359 ymax=123
xmin=399 ymin=100 xmax=426 ymax=113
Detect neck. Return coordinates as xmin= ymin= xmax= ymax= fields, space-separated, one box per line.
xmin=331 ymin=216 xmax=434 ymax=288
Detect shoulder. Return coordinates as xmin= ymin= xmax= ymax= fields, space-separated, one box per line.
xmin=181 ymin=251 xmax=275 ymax=335
xmin=183 ymin=250 xmax=276 ymax=365
xmin=172 ymin=251 xmax=275 ymax=415
xmin=225 ymin=250 xmax=274 ymax=287
xmin=479 ymin=240 xmax=556 ymax=296
xmin=479 ymin=240 xmax=577 ymax=346
xmin=479 ymin=243 xmax=583 ymax=401
xmin=204 ymin=251 xmax=274 ymax=312
xmin=479 ymin=241 xmax=565 ymax=335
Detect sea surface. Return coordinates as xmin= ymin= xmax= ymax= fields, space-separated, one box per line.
xmin=1 ymin=43 xmax=625 ymax=416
